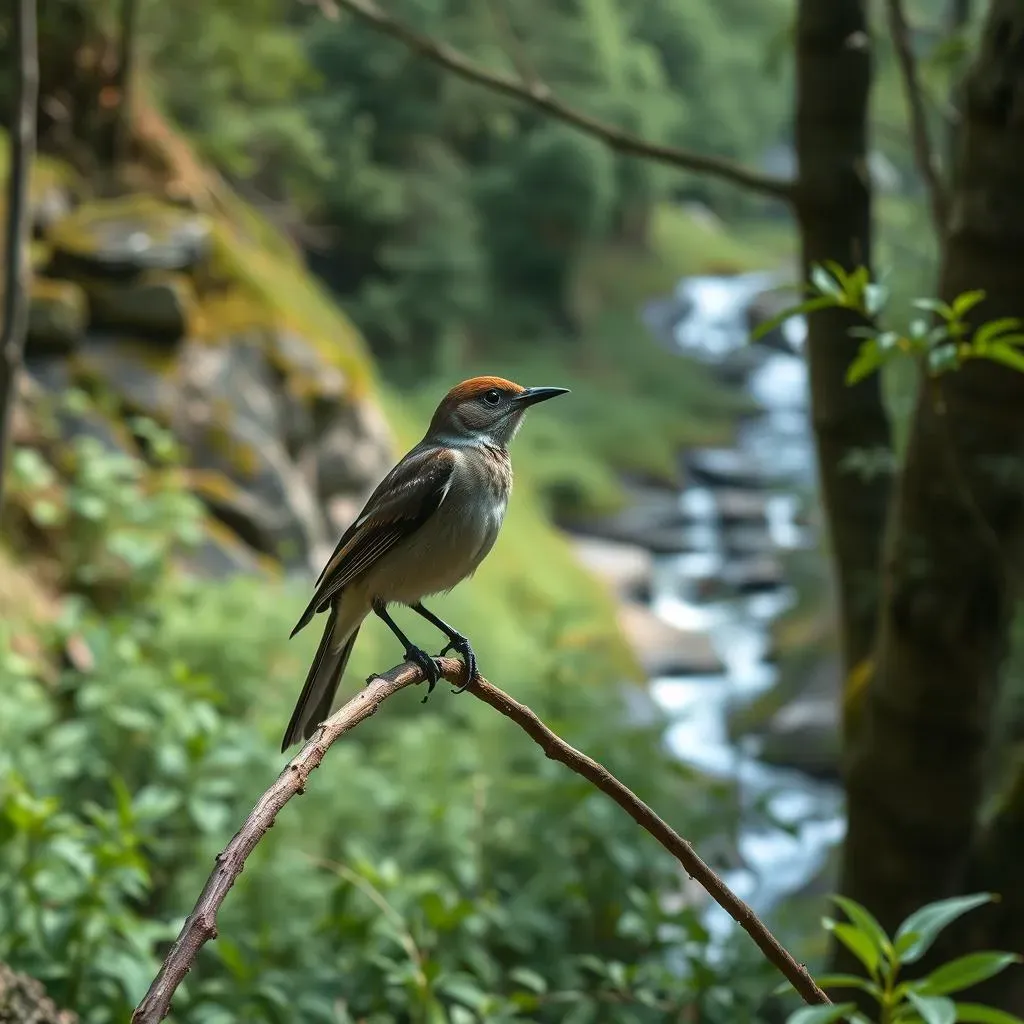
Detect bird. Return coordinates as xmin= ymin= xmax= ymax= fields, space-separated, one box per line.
xmin=280 ymin=375 xmax=570 ymax=751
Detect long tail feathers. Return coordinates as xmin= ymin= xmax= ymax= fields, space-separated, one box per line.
xmin=281 ymin=616 xmax=361 ymax=752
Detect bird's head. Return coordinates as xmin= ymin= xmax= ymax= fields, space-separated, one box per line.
xmin=425 ymin=376 xmax=569 ymax=448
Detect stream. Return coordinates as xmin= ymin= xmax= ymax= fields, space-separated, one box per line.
xmin=641 ymin=271 xmax=846 ymax=947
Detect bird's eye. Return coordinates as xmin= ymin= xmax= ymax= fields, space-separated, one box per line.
xmin=482 ymin=389 xmax=502 ymax=406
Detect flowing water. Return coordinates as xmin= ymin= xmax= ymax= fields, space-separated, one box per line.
xmin=641 ymin=271 xmax=846 ymax=947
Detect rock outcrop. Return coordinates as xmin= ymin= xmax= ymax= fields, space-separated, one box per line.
xmin=17 ymin=178 xmax=394 ymax=577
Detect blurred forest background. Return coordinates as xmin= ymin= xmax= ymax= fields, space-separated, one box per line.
xmin=3 ymin=0 xmax=1024 ymax=1021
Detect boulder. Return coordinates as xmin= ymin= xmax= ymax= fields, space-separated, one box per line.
xmin=571 ymin=536 xmax=654 ymax=601
xmin=617 ymin=600 xmax=723 ymax=676
xmin=48 ymin=195 xmax=211 ymax=279
xmin=74 ymin=337 xmax=179 ymax=422
xmin=86 ymin=272 xmax=196 ymax=340
xmin=315 ymin=399 xmax=394 ymax=502
xmin=27 ymin=279 xmax=87 ymax=353
xmin=685 ymin=448 xmax=773 ymax=490
xmin=757 ymin=697 xmax=841 ymax=781
xmin=176 ymin=342 xmax=329 ymax=568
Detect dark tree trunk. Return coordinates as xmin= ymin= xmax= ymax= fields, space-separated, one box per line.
xmin=0 ymin=0 xmax=39 ymax=515
xmin=840 ymin=0 xmax=1024 ymax=959
xmin=794 ymin=0 xmax=892 ymax=677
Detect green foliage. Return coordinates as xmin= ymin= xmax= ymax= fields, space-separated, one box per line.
xmin=288 ymin=0 xmax=791 ymax=365
xmin=0 ymin=429 xmax=777 ymax=1023
xmin=479 ymin=126 xmax=616 ymax=322
xmin=754 ymin=264 xmax=1024 ymax=386
xmin=777 ymin=894 xmax=1024 ymax=1024
xmin=142 ymin=0 xmax=329 ymax=192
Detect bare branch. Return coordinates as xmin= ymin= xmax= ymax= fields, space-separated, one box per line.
xmin=466 ymin=675 xmax=831 ymax=1007
xmin=133 ymin=658 xmax=830 ymax=1022
xmin=884 ymin=0 xmax=948 ymax=232
xmin=310 ymin=0 xmax=794 ymax=202
xmin=0 ymin=0 xmax=39 ymax=515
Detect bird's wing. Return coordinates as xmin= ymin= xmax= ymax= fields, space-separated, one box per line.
xmin=290 ymin=446 xmax=457 ymax=637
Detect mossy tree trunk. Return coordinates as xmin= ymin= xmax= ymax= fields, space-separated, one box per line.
xmin=839 ymin=0 xmax=1024 ymax=955
xmin=0 ymin=0 xmax=39 ymax=515
xmin=794 ymin=0 xmax=893 ymax=677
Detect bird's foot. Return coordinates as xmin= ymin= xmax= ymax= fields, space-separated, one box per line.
xmin=404 ymin=645 xmax=443 ymax=701
xmin=438 ymin=634 xmax=478 ymax=694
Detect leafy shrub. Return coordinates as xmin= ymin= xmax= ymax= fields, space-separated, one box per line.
xmin=0 ymin=428 xmax=774 ymax=1023
xmin=780 ymin=893 xmax=1024 ymax=1024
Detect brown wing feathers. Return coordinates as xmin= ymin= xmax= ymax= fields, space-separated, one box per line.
xmin=289 ymin=446 xmax=457 ymax=637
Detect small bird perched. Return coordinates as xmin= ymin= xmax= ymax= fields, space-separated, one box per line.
xmin=281 ymin=376 xmax=569 ymax=750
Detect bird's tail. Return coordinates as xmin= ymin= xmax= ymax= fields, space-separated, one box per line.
xmin=281 ymin=605 xmax=363 ymax=752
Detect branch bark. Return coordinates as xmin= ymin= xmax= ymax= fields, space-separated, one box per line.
xmin=317 ymin=0 xmax=794 ymax=201
xmin=884 ymin=0 xmax=949 ymax=233
xmin=132 ymin=658 xmax=831 ymax=1024
xmin=0 ymin=0 xmax=39 ymax=516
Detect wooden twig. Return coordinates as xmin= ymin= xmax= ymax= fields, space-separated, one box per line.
xmin=885 ymin=0 xmax=948 ymax=232
xmin=307 ymin=0 xmax=793 ymax=202
xmin=132 ymin=658 xmax=830 ymax=1022
xmin=0 ymin=0 xmax=39 ymax=515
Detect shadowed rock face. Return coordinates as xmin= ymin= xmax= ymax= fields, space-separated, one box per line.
xmin=19 ymin=186 xmax=395 ymax=578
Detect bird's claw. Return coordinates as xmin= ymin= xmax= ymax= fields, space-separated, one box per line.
xmin=438 ymin=634 xmax=477 ymax=694
xmin=405 ymin=646 xmax=442 ymax=701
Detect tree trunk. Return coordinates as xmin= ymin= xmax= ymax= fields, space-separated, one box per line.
xmin=794 ymin=0 xmax=892 ymax=677
xmin=0 ymin=0 xmax=39 ymax=515
xmin=839 ymin=0 xmax=1024 ymax=942
xmin=111 ymin=0 xmax=139 ymax=168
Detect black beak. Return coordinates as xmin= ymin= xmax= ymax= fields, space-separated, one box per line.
xmin=516 ymin=386 xmax=570 ymax=408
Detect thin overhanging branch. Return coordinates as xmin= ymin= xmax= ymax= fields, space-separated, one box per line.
xmin=884 ymin=0 xmax=948 ymax=232
xmin=305 ymin=0 xmax=795 ymax=202
xmin=132 ymin=658 xmax=830 ymax=1024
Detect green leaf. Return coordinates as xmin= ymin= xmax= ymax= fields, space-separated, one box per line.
xmin=984 ymin=343 xmax=1024 ymax=373
xmin=895 ymin=893 xmax=996 ymax=964
xmin=914 ymin=297 xmax=953 ymax=317
xmin=953 ymin=1003 xmax=1024 ymax=1023
xmin=814 ymin=972 xmax=883 ymax=997
xmin=786 ymin=1005 xmax=857 ymax=1024
xmin=916 ymin=952 xmax=1021 ymax=996
xmin=510 ymin=967 xmax=548 ymax=994
xmin=863 ymin=282 xmax=890 ymax=316
xmin=829 ymin=923 xmax=880 ymax=978
xmin=750 ymin=296 xmax=835 ymax=342
xmin=846 ymin=339 xmax=884 ymax=385
xmin=831 ymin=896 xmax=893 ymax=962
xmin=906 ymin=992 xmax=956 ymax=1024
xmin=951 ymin=289 xmax=986 ymax=319
xmin=811 ymin=264 xmax=844 ymax=299
xmin=973 ymin=317 xmax=1023 ymax=348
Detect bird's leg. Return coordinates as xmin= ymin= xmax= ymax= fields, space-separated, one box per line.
xmin=372 ymin=600 xmax=442 ymax=698
xmin=410 ymin=602 xmax=478 ymax=693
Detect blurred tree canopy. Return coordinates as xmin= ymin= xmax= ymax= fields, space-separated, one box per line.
xmin=117 ymin=0 xmax=790 ymax=367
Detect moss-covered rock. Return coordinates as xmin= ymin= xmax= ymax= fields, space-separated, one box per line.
xmin=48 ymin=195 xmax=211 ymax=278
xmin=27 ymin=279 xmax=87 ymax=353
xmin=86 ymin=271 xmax=197 ymax=339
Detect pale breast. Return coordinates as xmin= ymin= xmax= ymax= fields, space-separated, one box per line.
xmin=361 ymin=445 xmax=512 ymax=605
